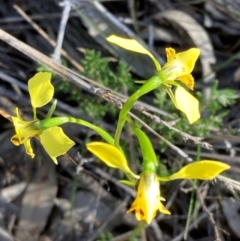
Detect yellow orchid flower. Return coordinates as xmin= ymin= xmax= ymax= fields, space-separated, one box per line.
xmin=163 ymin=47 xmax=199 ymax=89
xmin=127 ymin=171 xmax=170 ymax=224
xmin=2 ymin=72 xmax=116 ymax=164
xmin=107 ymin=35 xmax=200 ymax=124
xmin=11 ymin=107 xmax=40 ymax=158
xmin=87 ymin=142 xmax=169 ymax=223
xmin=87 ymin=141 xmax=230 ymax=224
xmin=6 ymin=72 xmax=75 ymax=164
xmin=11 ymin=108 xmax=74 ymax=163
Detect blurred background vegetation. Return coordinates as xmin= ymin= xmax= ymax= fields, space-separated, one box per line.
xmin=0 ymin=1 xmax=240 ymax=241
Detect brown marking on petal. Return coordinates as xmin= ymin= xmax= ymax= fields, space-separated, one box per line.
xmin=135 ymin=209 xmax=145 ymax=220
xmin=178 ymin=75 xmax=194 ymax=90
xmin=167 ymin=48 xmax=175 ymax=56
xmin=139 ymin=209 xmax=144 ymax=216
xmin=11 ymin=137 xmax=20 ymax=145
xmin=166 ymin=48 xmax=176 ymax=62
xmin=187 ymin=78 xmax=194 ymax=89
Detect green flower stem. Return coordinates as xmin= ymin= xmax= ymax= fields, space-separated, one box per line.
xmin=126 ymin=117 xmax=157 ymax=173
xmin=45 ymin=100 xmax=57 ymax=119
xmin=129 ymin=221 xmax=147 ymax=241
xmin=39 ymin=116 xmax=114 ymax=145
xmin=158 ymin=176 xmax=171 ymax=182
xmin=165 ymin=86 xmax=178 ymax=108
xmin=114 ymin=73 xmax=165 ymax=148
xmin=33 ymin=107 xmax=37 ymax=120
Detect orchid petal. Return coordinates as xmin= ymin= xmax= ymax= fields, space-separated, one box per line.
xmin=159 ymin=202 xmax=171 ymax=215
xmin=175 ymin=85 xmax=200 ymax=124
xmin=165 ymin=48 xmax=176 ymax=62
xmin=107 ymin=35 xmax=161 ymax=71
xmin=177 ymin=74 xmax=194 ymax=90
xmin=172 ymin=48 xmax=200 ymax=74
xmin=40 ymin=127 xmax=75 ymax=159
xmin=87 ymin=142 xmax=139 ymax=179
xmin=163 ymin=48 xmax=200 ymax=75
xmin=23 ymin=139 xmax=35 ymax=158
xmin=28 ymin=72 xmax=54 ymax=108
xmin=11 ymin=108 xmax=39 ymax=144
xmin=11 ymin=134 xmax=21 ymax=146
xmin=162 ymin=48 xmax=200 ymax=85
xmin=168 ymin=161 xmax=230 ymax=180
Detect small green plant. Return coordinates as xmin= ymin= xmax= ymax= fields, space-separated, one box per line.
xmin=98 ymin=231 xmax=114 ymax=241
xmin=56 ymin=49 xmax=136 ymax=121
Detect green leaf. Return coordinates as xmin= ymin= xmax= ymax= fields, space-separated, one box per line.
xmin=217 ymin=89 xmax=238 ymax=107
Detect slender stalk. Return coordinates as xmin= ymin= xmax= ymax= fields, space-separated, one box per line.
xmin=114 ymin=91 xmax=139 ymax=148
xmin=129 ymin=221 xmax=146 ymax=241
xmin=184 ymin=145 xmax=201 ymax=240
xmin=39 ymin=116 xmax=114 ymax=145
xmin=68 ymin=117 xmax=114 ymax=144
xmin=114 ymin=74 xmax=165 ymax=148
xmin=33 ymin=107 xmax=37 ymax=120
xmin=45 ymin=100 xmax=57 ymax=119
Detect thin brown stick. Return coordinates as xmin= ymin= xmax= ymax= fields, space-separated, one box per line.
xmin=171 ymin=204 xmax=216 ymax=241
xmin=13 ymin=4 xmax=84 ymax=72
xmin=197 ymin=187 xmax=222 ymax=241
xmin=0 ymin=28 xmax=170 ymax=117
xmin=0 ymin=28 xmax=209 ymax=147
xmin=186 ymin=150 xmax=240 ymax=164
xmin=217 ymin=175 xmax=240 ymax=192
xmin=52 ymin=1 xmax=72 ymax=63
